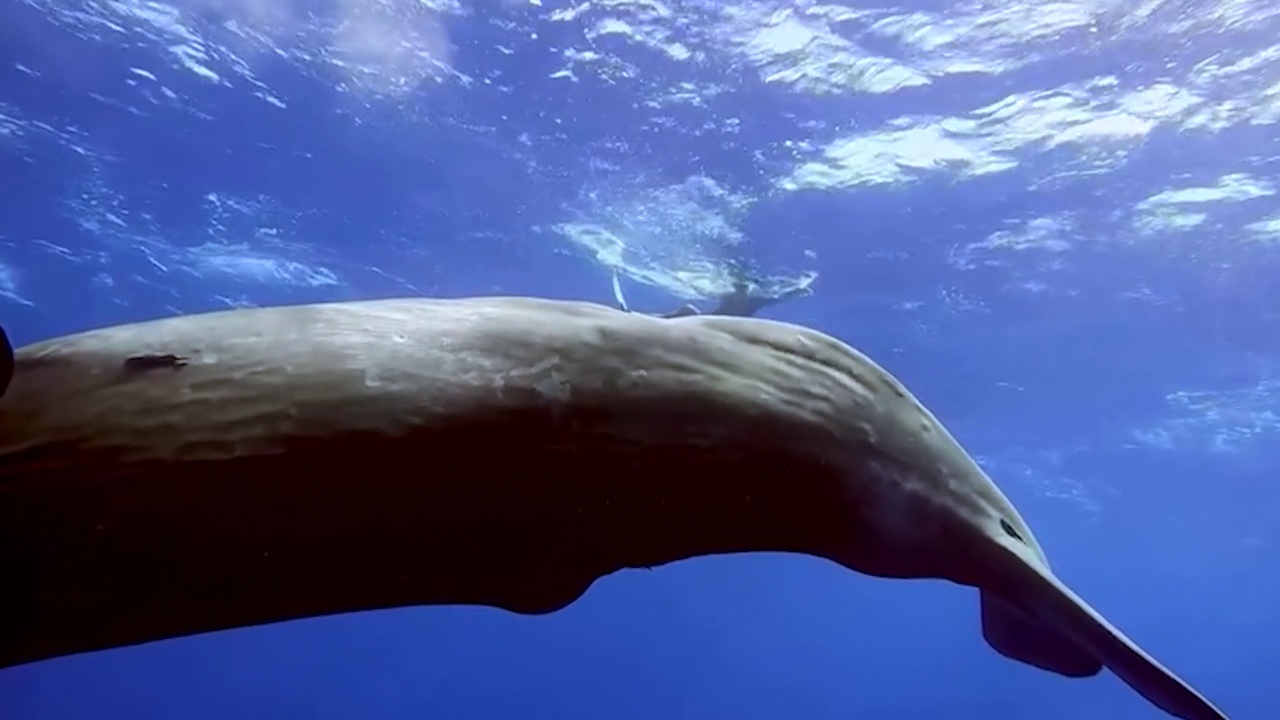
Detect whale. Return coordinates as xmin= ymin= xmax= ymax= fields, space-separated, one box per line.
xmin=0 ymin=296 xmax=1227 ymax=719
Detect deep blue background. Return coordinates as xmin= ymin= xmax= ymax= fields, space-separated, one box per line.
xmin=1 ymin=1 xmax=1276 ymax=718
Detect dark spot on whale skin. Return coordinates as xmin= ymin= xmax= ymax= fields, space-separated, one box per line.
xmin=123 ymin=354 xmax=189 ymax=373
xmin=1000 ymin=518 xmax=1026 ymax=544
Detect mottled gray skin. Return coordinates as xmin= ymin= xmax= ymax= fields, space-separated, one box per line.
xmin=0 ymin=296 xmax=1227 ymax=720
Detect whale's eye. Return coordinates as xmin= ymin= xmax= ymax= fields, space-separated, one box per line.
xmin=1000 ymin=518 xmax=1026 ymax=544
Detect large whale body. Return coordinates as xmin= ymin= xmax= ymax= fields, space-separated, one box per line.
xmin=0 ymin=296 xmax=1228 ymax=720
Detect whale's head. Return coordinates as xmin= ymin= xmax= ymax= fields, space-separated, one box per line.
xmin=681 ymin=314 xmax=1228 ymax=720
xmin=821 ymin=341 xmax=1230 ymax=720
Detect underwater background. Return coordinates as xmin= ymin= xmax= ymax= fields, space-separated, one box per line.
xmin=0 ymin=0 xmax=1276 ymax=717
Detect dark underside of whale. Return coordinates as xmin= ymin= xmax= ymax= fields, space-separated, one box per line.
xmin=0 ymin=328 xmax=855 ymax=670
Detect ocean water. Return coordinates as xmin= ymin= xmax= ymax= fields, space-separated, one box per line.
xmin=0 ymin=1 xmax=1277 ymax=718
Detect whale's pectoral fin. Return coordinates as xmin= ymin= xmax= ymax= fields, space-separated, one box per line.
xmin=1005 ymin=554 xmax=1230 ymax=720
xmin=981 ymin=589 xmax=1100 ymax=677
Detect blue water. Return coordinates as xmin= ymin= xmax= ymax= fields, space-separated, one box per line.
xmin=1 ymin=1 xmax=1277 ymax=718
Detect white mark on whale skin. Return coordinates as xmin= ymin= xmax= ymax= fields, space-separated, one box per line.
xmin=620 ymin=369 xmax=648 ymax=390
xmin=484 ymin=356 xmax=576 ymax=402
xmin=530 ymin=365 xmax=572 ymax=402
